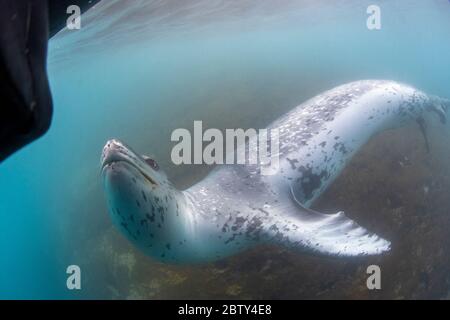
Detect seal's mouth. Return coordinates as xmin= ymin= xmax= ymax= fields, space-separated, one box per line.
xmin=101 ymin=139 xmax=158 ymax=185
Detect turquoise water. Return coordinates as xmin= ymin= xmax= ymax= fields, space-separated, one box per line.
xmin=0 ymin=0 xmax=449 ymax=299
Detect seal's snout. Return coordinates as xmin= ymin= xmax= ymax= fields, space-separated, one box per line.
xmin=100 ymin=139 xmax=160 ymax=185
xmin=101 ymin=139 xmax=131 ymax=168
xmin=104 ymin=139 xmax=126 ymax=153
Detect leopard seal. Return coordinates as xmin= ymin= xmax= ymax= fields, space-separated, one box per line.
xmin=101 ymin=80 xmax=450 ymax=264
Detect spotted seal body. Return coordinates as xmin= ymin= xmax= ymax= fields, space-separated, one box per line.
xmin=101 ymin=80 xmax=449 ymax=264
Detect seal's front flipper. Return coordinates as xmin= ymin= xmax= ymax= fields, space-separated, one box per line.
xmin=267 ymin=199 xmax=391 ymax=256
xmin=415 ymin=96 xmax=450 ymax=155
xmin=429 ymin=97 xmax=449 ymax=125
xmin=416 ymin=117 xmax=430 ymax=153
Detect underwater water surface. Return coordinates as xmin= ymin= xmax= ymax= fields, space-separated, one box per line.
xmin=1 ymin=0 xmax=450 ymax=299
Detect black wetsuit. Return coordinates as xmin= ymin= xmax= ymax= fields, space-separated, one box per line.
xmin=0 ymin=0 xmax=100 ymax=162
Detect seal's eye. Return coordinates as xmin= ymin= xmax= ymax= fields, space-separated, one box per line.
xmin=144 ymin=158 xmax=159 ymax=171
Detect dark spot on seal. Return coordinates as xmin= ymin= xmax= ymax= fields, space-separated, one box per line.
xmin=286 ymin=157 xmax=299 ymax=170
xmin=115 ymin=208 xmax=123 ymax=218
xmin=224 ymin=233 xmax=238 ymax=244
xmin=120 ymin=222 xmax=132 ymax=236
xmin=222 ymin=223 xmax=228 ymax=233
xmin=269 ymin=224 xmax=279 ymax=232
xmin=233 ymin=217 xmax=246 ymax=230
xmin=245 ymin=217 xmax=264 ymax=241
xmin=333 ymin=142 xmax=348 ymax=155
xmin=296 ymin=166 xmax=330 ymax=202
xmin=146 ymin=213 xmax=155 ymax=222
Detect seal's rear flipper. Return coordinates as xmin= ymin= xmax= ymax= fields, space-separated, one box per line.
xmin=268 ymin=200 xmax=391 ymax=256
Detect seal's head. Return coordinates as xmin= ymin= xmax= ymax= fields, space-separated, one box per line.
xmin=101 ymin=139 xmax=190 ymax=262
xmin=101 ymin=139 xmax=167 ymax=188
